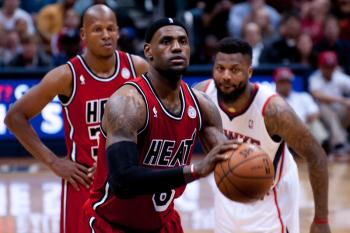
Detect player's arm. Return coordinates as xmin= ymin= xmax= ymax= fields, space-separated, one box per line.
xmin=4 ymin=65 xmax=94 ymax=191
xmin=130 ymin=54 xmax=149 ymax=76
xmin=103 ymin=85 xmax=232 ymax=198
xmin=193 ymin=89 xmax=229 ymax=151
xmin=263 ymin=96 xmax=331 ymax=232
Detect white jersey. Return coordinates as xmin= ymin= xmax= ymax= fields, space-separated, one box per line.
xmin=204 ymin=80 xmax=300 ymax=233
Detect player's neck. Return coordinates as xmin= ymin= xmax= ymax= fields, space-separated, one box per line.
xmin=82 ymin=52 xmax=116 ymax=78
xmin=146 ymin=69 xmax=181 ymax=102
xmin=219 ymin=83 xmax=255 ymax=114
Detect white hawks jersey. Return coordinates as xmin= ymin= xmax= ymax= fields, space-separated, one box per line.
xmin=203 ymin=80 xmax=300 ymax=233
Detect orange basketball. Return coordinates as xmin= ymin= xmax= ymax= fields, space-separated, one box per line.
xmin=214 ymin=143 xmax=275 ymax=203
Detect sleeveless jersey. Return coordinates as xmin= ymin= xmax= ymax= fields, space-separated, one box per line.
xmin=204 ymin=80 xmax=294 ymax=185
xmin=60 ymin=51 xmax=137 ymax=166
xmin=89 ymin=75 xmax=202 ymax=231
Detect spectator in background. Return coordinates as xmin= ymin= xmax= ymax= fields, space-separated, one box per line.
xmin=300 ymin=0 xmax=330 ymax=43
xmin=274 ymin=67 xmax=329 ymax=147
xmin=2 ymin=30 xmax=20 ymax=65
xmin=8 ymin=34 xmax=51 ymax=68
xmin=242 ymin=22 xmax=264 ymax=67
xmin=0 ymin=0 xmax=35 ymax=35
xmin=259 ymin=13 xmax=302 ymax=65
xmin=51 ymin=8 xmax=81 ymax=65
xmin=228 ymin=0 xmax=280 ymax=39
xmin=36 ymin=0 xmax=76 ymax=54
xmin=332 ymin=0 xmax=350 ymax=41
xmin=314 ymin=15 xmax=350 ymax=74
xmin=309 ymin=51 xmax=350 ymax=159
xmin=296 ymin=33 xmax=318 ymax=68
xmin=242 ymin=7 xmax=276 ymax=43
xmin=14 ymin=17 xmax=29 ymax=40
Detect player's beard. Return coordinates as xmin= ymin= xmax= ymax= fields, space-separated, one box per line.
xmin=215 ymin=81 xmax=247 ymax=103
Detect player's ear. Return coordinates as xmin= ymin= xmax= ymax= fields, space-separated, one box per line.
xmin=248 ymin=67 xmax=253 ymax=78
xmin=144 ymin=43 xmax=153 ymax=61
xmin=80 ymin=28 xmax=86 ymax=42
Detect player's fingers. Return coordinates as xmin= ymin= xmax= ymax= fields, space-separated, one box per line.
xmin=87 ymin=163 xmax=97 ymax=173
xmin=68 ymin=177 xmax=80 ymax=191
xmin=75 ymin=169 xmax=93 ymax=185
xmin=72 ymin=173 xmax=90 ymax=189
xmin=76 ymin=163 xmax=89 ymax=173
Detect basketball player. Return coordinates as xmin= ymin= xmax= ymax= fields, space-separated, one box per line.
xmin=78 ymin=18 xmax=236 ymax=232
xmin=194 ymin=38 xmax=331 ymax=233
xmin=4 ymin=5 xmax=148 ymax=233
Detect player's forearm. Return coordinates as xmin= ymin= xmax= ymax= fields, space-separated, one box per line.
xmin=5 ymin=112 xmax=58 ymax=166
xmin=107 ymin=141 xmax=198 ymax=198
xmin=306 ymin=148 xmax=329 ymax=218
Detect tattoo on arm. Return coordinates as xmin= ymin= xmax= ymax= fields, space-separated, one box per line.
xmin=103 ymin=85 xmax=147 ymax=146
xmin=264 ymin=96 xmax=329 ymax=217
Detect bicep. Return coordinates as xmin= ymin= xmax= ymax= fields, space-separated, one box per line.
xmin=103 ymin=85 xmax=147 ymax=147
xmin=193 ymin=90 xmax=227 ymax=152
xmin=264 ymin=96 xmax=321 ymax=158
xmin=8 ymin=65 xmax=71 ymax=119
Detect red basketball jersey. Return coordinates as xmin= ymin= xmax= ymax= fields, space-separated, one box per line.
xmin=61 ymin=51 xmax=137 ymax=166
xmin=88 ymin=75 xmax=202 ymax=232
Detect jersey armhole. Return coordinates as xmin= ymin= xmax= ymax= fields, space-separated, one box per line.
xmin=203 ymin=79 xmax=212 ymax=93
xmin=126 ymin=53 xmax=137 ymax=78
xmin=186 ymin=84 xmax=203 ymax=131
xmin=59 ymin=62 xmax=76 ymax=106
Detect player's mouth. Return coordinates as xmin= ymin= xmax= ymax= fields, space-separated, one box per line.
xmin=102 ymin=42 xmax=113 ymax=48
xmin=169 ymin=56 xmax=186 ymax=64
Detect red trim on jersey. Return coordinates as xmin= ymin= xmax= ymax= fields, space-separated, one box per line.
xmin=261 ymin=94 xmax=278 ymax=116
xmin=218 ymin=84 xmax=259 ymax=120
xmin=273 ymin=188 xmax=285 ymax=233
xmin=203 ymin=80 xmax=212 ymax=92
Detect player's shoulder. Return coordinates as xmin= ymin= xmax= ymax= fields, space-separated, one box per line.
xmin=192 ymin=79 xmax=212 ymax=92
xmin=41 ymin=64 xmax=73 ymax=88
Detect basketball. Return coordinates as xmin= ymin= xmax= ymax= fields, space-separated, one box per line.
xmin=214 ymin=143 xmax=275 ymax=203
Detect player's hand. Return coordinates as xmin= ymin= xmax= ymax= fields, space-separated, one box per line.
xmin=194 ymin=140 xmax=240 ymax=178
xmin=310 ymin=222 xmax=331 ymax=233
xmin=49 ymin=157 xmax=94 ymax=191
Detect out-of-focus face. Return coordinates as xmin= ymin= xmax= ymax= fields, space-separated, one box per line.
xmin=283 ymin=17 xmax=301 ymax=39
xmin=276 ymin=79 xmax=292 ymax=97
xmin=144 ymin=25 xmax=190 ymax=75
xmin=64 ymin=9 xmax=80 ymax=29
xmin=324 ymin=18 xmax=339 ymax=42
xmin=213 ymin=52 xmax=252 ymax=100
xmin=297 ymin=34 xmax=313 ymax=56
xmin=81 ymin=10 xmax=119 ymax=58
xmin=320 ymin=66 xmax=335 ymax=80
xmin=3 ymin=0 xmax=19 ymax=13
xmin=22 ymin=40 xmax=37 ymax=61
xmin=338 ymin=0 xmax=350 ymax=13
xmin=15 ymin=18 xmax=28 ymax=34
xmin=243 ymin=22 xmax=262 ymax=47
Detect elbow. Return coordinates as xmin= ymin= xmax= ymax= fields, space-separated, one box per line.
xmin=108 ymin=173 xmax=133 ymax=199
xmin=4 ymin=110 xmax=16 ymax=131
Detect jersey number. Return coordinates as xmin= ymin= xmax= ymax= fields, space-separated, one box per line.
xmin=88 ymin=126 xmax=100 ymax=161
xmin=152 ymin=189 xmax=175 ymax=212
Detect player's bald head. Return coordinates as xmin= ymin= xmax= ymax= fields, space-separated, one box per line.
xmin=82 ymin=4 xmax=117 ymax=27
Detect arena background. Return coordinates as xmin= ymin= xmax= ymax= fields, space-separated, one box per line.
xmin=1 ymin=0 xmax=350 ymax=232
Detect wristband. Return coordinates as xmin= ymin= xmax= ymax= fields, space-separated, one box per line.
xmin=313 ymin=217 xmax=328 ymax=225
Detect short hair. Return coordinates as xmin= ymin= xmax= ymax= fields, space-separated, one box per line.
xmin=217 ymin=37 xmax=252 ymax=59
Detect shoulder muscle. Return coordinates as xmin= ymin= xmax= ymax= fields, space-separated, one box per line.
xmin=103 ymin=84 xmax=147 ymax=146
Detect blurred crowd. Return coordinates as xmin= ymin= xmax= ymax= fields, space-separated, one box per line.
xmin=1 ymin=0 xmax=350 ymax=158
